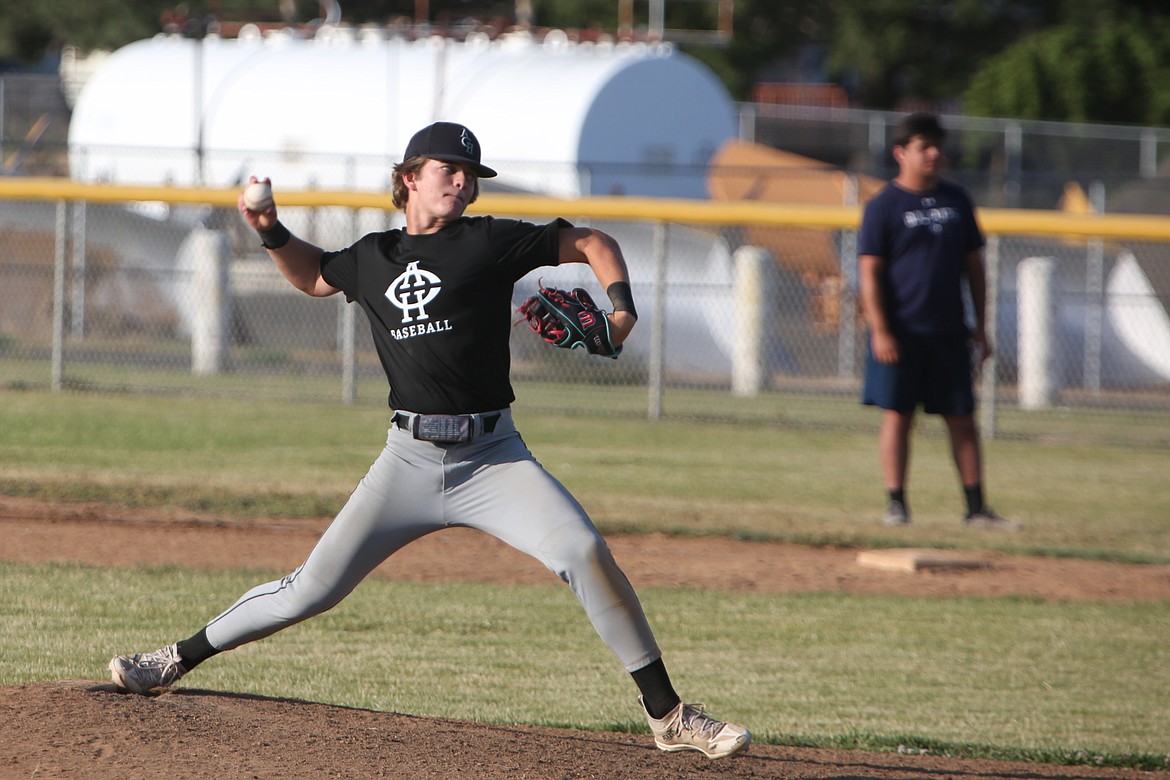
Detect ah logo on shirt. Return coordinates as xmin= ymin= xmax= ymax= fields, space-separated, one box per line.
xmin=387 ymin=261 xmax=441 ymax=322
xmin=386 ymin=261 xmax=453 ymax=340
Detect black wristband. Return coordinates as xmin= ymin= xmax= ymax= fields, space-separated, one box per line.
xmin=258 ymin=221 xmax=291 ymax=250
xmin=606 ymin=281 xmax=638 ymax=319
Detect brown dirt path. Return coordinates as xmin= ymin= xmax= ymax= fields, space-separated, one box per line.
xmin=3 ymin=496 xmax=1169 ymax=601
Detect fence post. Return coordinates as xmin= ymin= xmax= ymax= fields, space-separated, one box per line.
xmin=838 ymin=174 xmax=859 ymax=379
xmin=1004 ymin=121 xmax=1023 ymax=207
xmin=738 ymin=103 xmax=756 ymax=144
xmin=187 ymin=229 xmax=230 ymax=374
xmin=1017 ymin=256 xmax=1059 ymax=409
xmin=70 ymin=201 xmax=86 ymax=340
xmin=731 ymin=246 xmax=774 ymax=396
xmin=867 ymin=115 xmax=886 ymax=178
xmin=341 ymin=292 xmax=356 ymax=405
xmin=980 ymin=235 xmax=1000 ymax=438
xmin=190 ymin=228 xmax=230 ymax=375
xmin=1083 ymin=181 xmax=1106 ymax=395
xmin=51 ymin=200 xmax=67 ymax=391
xmin=340 ymin=205 xmax=359 ymax=404
xmin=646 ymin=221 xmax=667 ymax=420
xmin=1140 ymin=128 xmax=1157 ymax=178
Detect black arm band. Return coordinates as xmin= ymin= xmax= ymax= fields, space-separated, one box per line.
xmin=606 ymin=281 xmax=638 ymax=319
xmin=258 ymin=221 xmax=292 ymax=250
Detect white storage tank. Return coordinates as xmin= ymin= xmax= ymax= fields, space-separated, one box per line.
xmin=68 ymin=28 xmax=736 ymax=198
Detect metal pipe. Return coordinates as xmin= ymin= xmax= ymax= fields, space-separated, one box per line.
xmin=647 ymin=221 xmax=667 ymax=420
xmin=51 ymin=200 xmax=67 ymax=391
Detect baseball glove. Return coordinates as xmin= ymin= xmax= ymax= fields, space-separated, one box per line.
xmin=517 ymin=285 xmax=621 ymax=358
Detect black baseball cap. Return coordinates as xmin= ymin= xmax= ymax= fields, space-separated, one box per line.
xmin=403 ymin=122 xmax=497 ymax=178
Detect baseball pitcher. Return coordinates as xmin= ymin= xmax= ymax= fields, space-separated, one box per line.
xmin=108 ymin=122 xmax=750 ymax=760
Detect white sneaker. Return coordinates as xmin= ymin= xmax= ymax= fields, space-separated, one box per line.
xmin=108 ymin=644 xmax=187 ymax=694
xmin=641 ymin=697 xmax=751 ymax=759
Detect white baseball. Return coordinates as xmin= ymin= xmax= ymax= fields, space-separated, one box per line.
xmin=243 ymin=180 xmax=274 ymax=211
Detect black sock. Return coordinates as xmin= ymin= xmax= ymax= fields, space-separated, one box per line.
xmin=176 ymin=627 xmax=219 ymax=671
xmin=630 ymin=658 xmax=680 ymax=719
xmin=888 ymin=488 xmax=906 ymax=506
xmin=964 ymin=484 xmax=984 ymax=516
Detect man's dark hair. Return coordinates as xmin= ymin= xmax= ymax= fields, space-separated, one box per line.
xmin=892 ymin=112 xmax=946 ymax=148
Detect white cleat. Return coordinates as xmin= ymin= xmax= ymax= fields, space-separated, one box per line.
xmin=108 ymin=644 xmax=187 ymax=694
xmin=642 ymin=697 xmax=751 ymax=759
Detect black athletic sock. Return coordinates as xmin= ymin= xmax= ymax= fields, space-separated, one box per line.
xmin=630 ymin=658 xmax=680 ymax=719
xmin=176 ymin=627 xmax=219 ymax=671
xmin=963 ymin=484 xmax=984 ymax=516
xmin=888 ymin=488 xmax=906 ymax=507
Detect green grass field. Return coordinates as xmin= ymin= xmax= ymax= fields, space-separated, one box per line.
xmin=1 ymin=387 xmax=1168 ymax=768
xmin=3 ymin=386 xmax=1168 ymax=560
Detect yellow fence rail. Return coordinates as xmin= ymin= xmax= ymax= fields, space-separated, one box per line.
xmin=3 ymin=176 xmax=1169 ymax=241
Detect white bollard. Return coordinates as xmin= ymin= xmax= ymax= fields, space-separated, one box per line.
xmin=732 ymin=246 xmax=775 ymax=397
xmin=1017 ymin=256 xmax=1058 ymax=409
xmin=189 ymin=228 xmax=231 ymax=376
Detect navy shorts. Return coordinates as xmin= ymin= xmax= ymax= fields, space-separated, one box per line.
xmin=862 ymin=330 xmax=975 ymax=415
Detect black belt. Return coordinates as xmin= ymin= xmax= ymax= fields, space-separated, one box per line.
xmin=391 ymin=411 xmax=501 ymax=444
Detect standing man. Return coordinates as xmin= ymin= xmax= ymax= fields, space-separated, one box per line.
xmin=107 ymin=122 xmax=751 ymax=760
xmin=858 ymin=112 xmax=1013 ymax=529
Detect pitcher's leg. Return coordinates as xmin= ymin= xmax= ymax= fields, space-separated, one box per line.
xmin=535 ymin=508 xmax=662 ymax=672
xmin=447 ymin=440 xmax=660 ymax=671
xmin=206 ymin=438 xmax=442 ymax=650
xmin=110 ymin=432 xmax=445 ymax=693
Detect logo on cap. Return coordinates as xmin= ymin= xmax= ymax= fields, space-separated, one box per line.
xmin=403 ymin=122 xmax=497 ymax=178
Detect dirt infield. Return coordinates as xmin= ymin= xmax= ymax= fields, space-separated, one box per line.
xmin=2 ymin=496 xmax=1168 ymax=779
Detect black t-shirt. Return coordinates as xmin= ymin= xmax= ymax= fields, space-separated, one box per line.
xmin=321 ymin=215 xmax=570 ymax=414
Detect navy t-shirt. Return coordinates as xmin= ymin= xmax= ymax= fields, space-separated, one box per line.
xmin=320 ymin=215 xmax=569 ymax=414
xmin=857 ymin=180 xmax=984 ymax=335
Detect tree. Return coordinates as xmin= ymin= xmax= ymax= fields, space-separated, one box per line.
xmin=7 ymin=0 xmax=1170 ymax=127
xmin=692 ymin=0 xmax=832 ymax=100
xmin=0 ymin=1 xmax=394 ymax=67
xmin=0 ymin=0 xmax=163 ymax=66
xmin=963 ymin=14 xmax=1170 ymax=124
xmin=824 ymin=0 xmax=1063 ymax=109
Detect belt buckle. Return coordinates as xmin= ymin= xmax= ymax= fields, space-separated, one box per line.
xmin=414 ymin=414 xmax=472 ymax=443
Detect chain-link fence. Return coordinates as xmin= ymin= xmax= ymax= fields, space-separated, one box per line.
xmin=743 ymin=103 xmax=1170 ymax=214
xmin=2 ymin=181 xmax=1169 ymax=447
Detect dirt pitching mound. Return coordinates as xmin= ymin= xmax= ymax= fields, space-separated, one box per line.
xmin=0 ymin=681 xmax=1153 ymax=779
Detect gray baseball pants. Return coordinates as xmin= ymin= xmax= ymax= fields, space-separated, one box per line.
xmin=204 ymin=408 xmax=662 ymax=672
